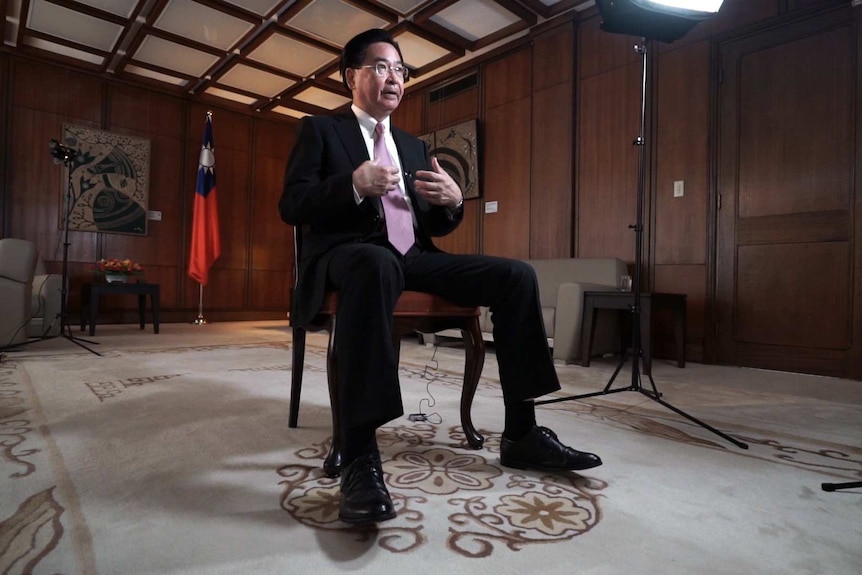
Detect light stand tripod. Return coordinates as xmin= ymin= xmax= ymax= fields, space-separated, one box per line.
xmin=536 ymin=40 xmax=747 ymax=450
xmin=821 ymin=481 xmax=862 ymax=492
xmin=51 ymin=139 xmax=101 ymax=357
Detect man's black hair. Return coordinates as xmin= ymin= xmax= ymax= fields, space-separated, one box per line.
xmin=340 ymin=29 xmax=404 ymax=91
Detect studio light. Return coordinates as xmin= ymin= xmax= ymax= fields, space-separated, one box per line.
xmin=48 ymin=139 xmax=78 ymax=164
xmin=596 ymin=0 xmax=725 ymax=43
xmin=535 ymin=0 xmax=746 ymax=449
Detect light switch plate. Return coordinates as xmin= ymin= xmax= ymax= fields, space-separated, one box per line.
xmin=673 ymin=181 xmax=684 ymax=198
xmin=485 ymin=201 xmax=498 ymax=214
xmin=147 ymin=210 xmax=162 ymax=221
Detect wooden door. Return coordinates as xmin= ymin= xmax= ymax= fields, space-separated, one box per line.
xmin=716 ymin=7 xmax=862 ymax=378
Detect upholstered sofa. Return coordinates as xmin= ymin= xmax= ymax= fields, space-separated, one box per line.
xmin=429 ymin=257 xmax=628 ymax=364
xmin=29 ymin=255 xmax=62 ymax=337
xmin=0 ymin=239 xmax=63 ymax=347
xmin=0 ymin=238 xmax=38 ymax=347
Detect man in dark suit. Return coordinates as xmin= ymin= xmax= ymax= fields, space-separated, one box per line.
xmin=280 ymin=29 xmax=601 ymax=526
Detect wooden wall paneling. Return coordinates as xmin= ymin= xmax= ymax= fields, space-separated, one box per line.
xmin=654 ymin=264 xmax=707 ymax=362
xmin=481 ymin=48 xmax=532 ymax=259
xmin=250 ymin=120 xmax=294 ymax=271
xmin=250 ymin=269 xmax=292 ymax=310
xmin=0 ymin=53 xmax=7 ymax=238
xmin=788 ymin=0 xmax=847 ymax=10
xmin=533 ymin=21 xmax=574 ymax=92
xmin=530 ymin=23 xmax=574 ymax=259
xmin=576 ymin=61 xmax=641 ymax=261
xmin=577 ymin=14 xmax=641 ymax=80
xmin=393 ymin=91 xmax=426 ymax=135
xmin=736 ymin=242 xmax=850 ymax=349
xmin=250 ymin=118 xmax=295 ymax=310
xmin=106 ymin=86 xmax=185 ymax=287
xmin=425 ymin=85 xmax=479 ymax=131
xmin=661 ymin=0 xmax=780 ymax=50
xmin=716 ymin=6 xmax=857 ymax=377
xmin=531 ymin=82 xmax=573 ymax=259
xmin=853 ymin=2 xmax=862 ymax=379
xmin=483 ymin=48 xmax=532 ymax=110
xmin=432 ymin=199 xmax=480 ymax=254
xmin=12 ymin=59 xmax=103 ymax=122
xmin=482 ymin=98 xmax=532 ymax=259
xmin=8 ymin=62 xmax=102 ymax=264
xmin=738 ymin=29 xmax=851 ymax=218
xmin=654 ymin=41 xmax=710 ymax=266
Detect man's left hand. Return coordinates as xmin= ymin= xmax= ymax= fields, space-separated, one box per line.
xmin=414 ymin=157 xmax=462 ymax=208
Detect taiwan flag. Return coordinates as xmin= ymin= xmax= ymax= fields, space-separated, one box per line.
xmin=188 ymin=112 xmax=221 ymax=285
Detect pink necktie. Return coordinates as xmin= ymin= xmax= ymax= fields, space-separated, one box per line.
xmin=374 ymin=122 xmax=415 ymax=255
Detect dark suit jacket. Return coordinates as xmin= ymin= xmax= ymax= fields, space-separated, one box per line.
xmin=279 ymin=111 xmax=464 ymax=326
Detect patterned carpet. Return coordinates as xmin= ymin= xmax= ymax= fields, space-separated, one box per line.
xmin=1 ymin=321 xmax=860 ymax=574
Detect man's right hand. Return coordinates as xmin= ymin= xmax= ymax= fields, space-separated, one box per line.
xmin=353 ymin=159 xmax=401 ymax=198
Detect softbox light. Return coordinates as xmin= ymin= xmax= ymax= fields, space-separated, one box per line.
xmin=596 ymin=0 xmax=725 ymax=43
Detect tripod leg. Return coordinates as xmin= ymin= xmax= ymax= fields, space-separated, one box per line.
xmin=602 ymin=348 xmax=629 ymax=392
xmin=821 ymin=481 xmax=862 ymax=492
xmin=642 ymin=390 xmax=748 ymax=449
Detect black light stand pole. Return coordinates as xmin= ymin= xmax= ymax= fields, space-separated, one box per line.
xmin=536 ymin=40 xmax=747 ymax=450
xmin=55 ymin=144 xmax=101 ymax=356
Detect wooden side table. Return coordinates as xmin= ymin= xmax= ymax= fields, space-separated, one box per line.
xmin=580 ymin=291 xmax=686 ymax=375
xmin=80 ymin=282 xmax=161 ymax=336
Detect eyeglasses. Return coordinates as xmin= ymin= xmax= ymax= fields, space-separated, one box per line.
xmin=356 ymin=63 xmax=409 ymax=82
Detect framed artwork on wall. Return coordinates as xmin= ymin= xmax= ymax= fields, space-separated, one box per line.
xmin=59 ymin=124 xmax=151 ymax=236
xmin=419 ymin=119 xmax=479 ymax=199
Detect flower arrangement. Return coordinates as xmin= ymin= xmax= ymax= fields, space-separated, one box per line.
xmin=93 ymin=258 xmax=144 ymax=276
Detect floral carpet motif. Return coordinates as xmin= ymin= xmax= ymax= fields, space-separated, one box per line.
xmin=0 ymin=322 xmax=859 ymax=574
xmin=278 ymin=424 xmax=605 ymax=558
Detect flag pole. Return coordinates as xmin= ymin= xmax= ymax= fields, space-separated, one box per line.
xmin=193 ymin=283 xmax=207 ymax=325
xmin=188 ymin=110 xmax=220 ymax=325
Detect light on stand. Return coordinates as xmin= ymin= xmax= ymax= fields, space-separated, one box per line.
xmin=48 ymin=139 xmax=78 ymax=164
xmin=536 ymin=0 xmax=747 ymax=449
xmin=48 ymin=137 xmax=101 ymax=356
xmin=595 ymin=0 xmax=724 ymax=43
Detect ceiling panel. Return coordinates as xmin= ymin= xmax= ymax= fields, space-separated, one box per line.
xmin=2 ymin=0 xmax=595 ymax=119
xmin=218 ymin=62 xmax=296 ymax=97
xmin=132 ymin=34 xmax=220 ymax=77
xmin=247 ymin=31 xmax=338 ymax=77
xmin=284 ymin=0 xmax=392 ymax=48
xmin=28 ymin=0 xmax=124 ymax=52
xmin=430 ymin=0 xmax=521 ymax=43
xmin=154 ymin=0 xmax=255 ymax=51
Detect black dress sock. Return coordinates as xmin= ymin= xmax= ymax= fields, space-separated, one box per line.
xmin=503 ymin=400 xmax=537 ymax=441
xmin=342 ymin=424 xmax=379 ymax=466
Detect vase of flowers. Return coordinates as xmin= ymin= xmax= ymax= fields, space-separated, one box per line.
xmin=93 ymin=258 xmax=143 ymax=283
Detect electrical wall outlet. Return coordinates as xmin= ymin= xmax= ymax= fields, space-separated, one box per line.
xmin=673 ymin=180 xmax=685 ymax=198
xmin=485 ymin=201 xmax=498 ymax=214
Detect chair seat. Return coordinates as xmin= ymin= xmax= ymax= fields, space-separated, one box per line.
xmin=318 ymin=290 xmax=479 ymax=318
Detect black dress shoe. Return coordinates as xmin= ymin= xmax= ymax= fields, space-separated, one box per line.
xmin=500 ymin=426 xmax=603 ymax=471
xmin=338 ymin=452 xmax=396 ymax=525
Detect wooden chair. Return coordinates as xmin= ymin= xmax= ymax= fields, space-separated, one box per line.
xmin=288 ymin=228 xmax=486 ymax=477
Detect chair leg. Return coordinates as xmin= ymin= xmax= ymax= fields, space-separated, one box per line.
xmin=460 ymin=318 xmax=485 ymax=449
xmin=323 ymin=317 xmax=342 ymax=478
xmin=391 ymin=332 xmax=402 ymax=365
xmin=289 ymin=326 xmax=307 ymax=429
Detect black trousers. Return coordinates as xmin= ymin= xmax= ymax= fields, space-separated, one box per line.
xmin=324 ymin=241 xmax=561 ymax=431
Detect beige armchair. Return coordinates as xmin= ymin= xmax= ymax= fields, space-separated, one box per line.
xmin=29 ymin=256 xmax=62 ymax=337
xmin=427 ymin=257 xmax=628 ymax=365
xmin=0 ymin=238 xmax=38 ymax=347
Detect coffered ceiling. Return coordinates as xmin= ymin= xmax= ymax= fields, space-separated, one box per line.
xmin=2 ymin=0 xmax=595 ymax=119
